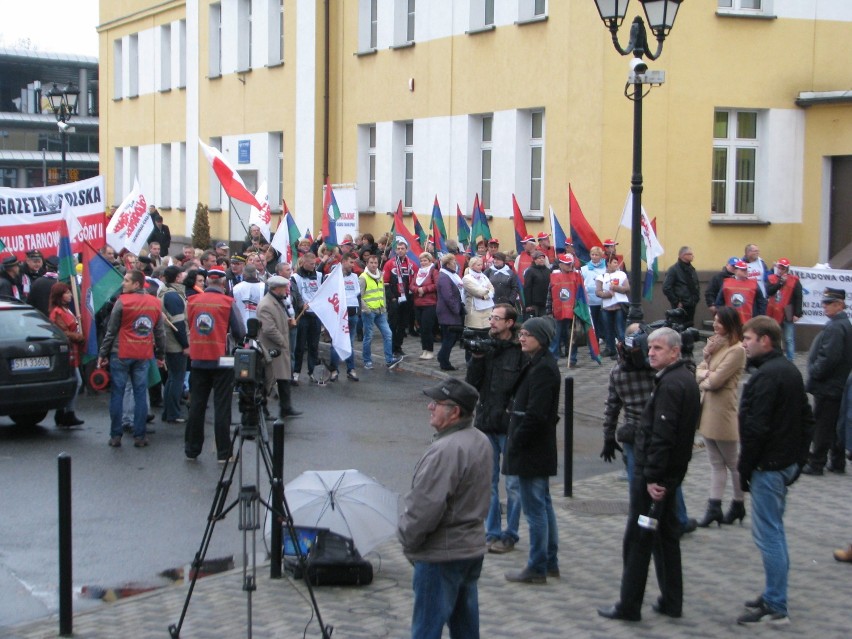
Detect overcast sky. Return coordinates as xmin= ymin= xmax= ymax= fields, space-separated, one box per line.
xmin=0 ymin=0 xmax=99 ymax=57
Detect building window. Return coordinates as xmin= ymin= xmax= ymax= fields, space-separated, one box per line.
xmin=178 ymin=142 xmax=186 ymax=209
xmin=113 ymin=39 xmax=123 ymax=99
xmin=480 ymin=115 xmax=493 ymax=211
xmin=238 ymin=0 xmax=253 ymax=71
xmin=129 ymin=147 xmax=139 ymax=193
xmin=269 ymin=131 xmax=284 ymax=211
xmin=209 ymin=137 xmax=222 ymax=207
xmin=535 ymin=0 xmax=546 ymax=15
xmin=519 ymin=0 xmax=547 ymax=20
xmin=407 ymin=0 xmax=416 ymax=41
xmin=371 ymin=0 xmax=378 ymax=48
xmin=177 ymin=20 xmax=187 ymax=87
xmin=368 ymin=125 xmax=377 ymax=209
xmin=718 ymin=0 xmax=762 ymax=9
xmin=404 ymin=122 xmax=414 ymax=210
xmin=128 ymin=34 xmax=139 ymax=97
xmin=279 ymin=0 xmax=285 ymax=63
xmin=160 ymin=144 xmax=172 ymax=208
xmin=529 ymin=111 xmax=544 ymax=212
xmin=209 ymin=3 xmax=222 ymax=77
xmin=159 ymin=24 xmax=172 ymax=91
xmin=114 ymin=148 xmax=124 ymax=201
xmin=358 ymin=0 xmax=379 ymax=51
xmin=485 ymin=0 xmax=495 ymax=25
xmin=712 ymin=110 xmax=758 ymax=215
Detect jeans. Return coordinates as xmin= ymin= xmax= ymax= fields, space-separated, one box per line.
xmin=329 ymin=309 xmax=357 ymax=373
xmin=163 ymin=351 xmax=187 ymax=421
xmin=122 ymin=382 xmax=147 ymax=426
xmin=64 ymin=367 xmax=82 ymax=412
xmin=415 ymin=305 xmax=437 ymax=352
xmin=750 ymin=464 xmax=799 ymax=615
xmin=623 ymin=442 xmax=635 ymax=485
xmin=293 ymin=313 xmax=321 ymax=375
xmin=781 ymin=320 xmax=796 ymax=361
xmin=361 ymin=310 xmax=393 ymax=365
xmin=411 ymin=557 xmax=483 ymax=639
xmin=549 ymin=318 xmax=596 ymax=363
xmin=438 ymin=324 xmax=461 ymax=369
xmin=109 ymin=355 xmax=149 ymax=439
xmin=517 ymin=477 xmax=558 ymax=575
xmin=184 ymin=366 xmax=234 ymax=459
xmin=589 ymin=304 xmax=604 ymax=346
xmin=602 ymin=306 xmax=626 ymax=355
xmin=485 ymin=434 xmax=520 ymax=543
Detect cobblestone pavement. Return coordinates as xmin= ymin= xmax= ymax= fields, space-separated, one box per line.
xmin=6 ymin=333 xmax=850 ymax=638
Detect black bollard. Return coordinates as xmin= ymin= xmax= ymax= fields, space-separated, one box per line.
xmin=58 ymin=453 xmax=72 ymax=636
xmin=270 ymin=420 xmax=285 ymax=579
xmin=563 ymin=376 xmax=573 ymax=497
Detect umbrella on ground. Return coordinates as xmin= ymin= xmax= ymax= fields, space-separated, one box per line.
xmin=284 ymin=469 xmax=400 ymax=555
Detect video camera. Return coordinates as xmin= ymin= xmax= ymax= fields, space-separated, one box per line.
xmin=460 ymin=328 xmax=500 ymax=355
xmin=233 ymin=318 xmax=280 ymax=389
xmin=618 ymin=308 xmax=700 ymax=371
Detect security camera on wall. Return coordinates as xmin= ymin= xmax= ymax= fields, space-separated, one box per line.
xmin=57 ymin=121 xmax=75 ymax=133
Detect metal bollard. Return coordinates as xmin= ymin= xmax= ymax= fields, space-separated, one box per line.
xmin=563 ymin=377 xmax=574 ymax=497
xmin=270 ymin=420 xmax=285 ymax=579
xmin=58 ymin=453 xmax=72 ymax=636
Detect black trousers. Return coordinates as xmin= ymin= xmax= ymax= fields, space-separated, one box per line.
xmin=808 ymin=394 xmax=844 ymax=469
xmin=415 ymin=305 xmax=437 ymax=352
xmin=618 ymin=470 xmax=683 ymax=616
xmin=388 ymin=299 xmax=411 ymax=353
xmin=293 ymin=313 xmax=321 ymax=374
xmin=184 ymin=366 xmax=234 ymax=460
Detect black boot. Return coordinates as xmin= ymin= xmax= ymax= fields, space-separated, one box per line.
xmin=63 ymin=412 xmax=84 ymax=426
xmin=276 ymin=380 xmax=302 ymax=418
xmin=54 ymin=409 xmax=68 ymax=426
xmin=721 ymin=500 xmax=746 ymax=525
xmin=696 ymin=499 xmax=723 ymax=528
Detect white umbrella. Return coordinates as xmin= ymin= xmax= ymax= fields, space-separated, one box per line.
xmin=284 ymin=469 xmax=400 ymax=555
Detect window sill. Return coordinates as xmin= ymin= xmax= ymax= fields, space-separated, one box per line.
xmin=715 ymin=10 xmax=777 ymax=20
xmin=208 ymin=73 xmax=222 ymax=80
xmin=112 ymin=97 xmax=123 ymax=102
xmin=465 ymin=25 xmax=496 ymax=36
xmin=159 ymin=207 xmax=173 ymax=211
xmin=359 ymin=209 xmax=376 ymax=216
xmin=265 ymin=61 xmax=284 ymax=69
xmin=158 ymin=88 xmax=172 ymax=94
xmin=236 ymin=68 xmax=252 ymax=75
xmin=128 ymin=94 xmax=139 ymax=100
xmin=355 ymin=48 xmax=378 ymax=57
xmin=523 ymin=214 xmax=544 ymax=222
xmin=515 ymin=15 xmax=548 ymax=26
xmin=177 ymin=207 xmax=186 ymax=212
xmin=709 ymin=216 xmax=771 ymax=226
xmin=209 ymin=207 xmax=223 ymax=213
xmin=390 ymin=41 xmax=415 ymax=51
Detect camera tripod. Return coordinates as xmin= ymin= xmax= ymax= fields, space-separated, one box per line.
xmin=169 ymin=383 xmax=332 ymax=638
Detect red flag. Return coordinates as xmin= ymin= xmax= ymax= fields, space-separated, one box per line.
xmin=568 ymin=184 xmax=603 ymax=263
xmin=198 ymin=139 xmax=262 ymax=209
xmin=512 ymin=194 xmax=529 ymax=254
xmin=392 ymin=201 xmax=424 ymax=261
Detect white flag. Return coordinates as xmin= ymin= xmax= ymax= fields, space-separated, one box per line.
xmin=619 ymin=191 xmax=664 ymax=264
xmin=308 ymin=264 xmax=352 ymax=361
xmin=106 ymin=177 xmax=154 ymax=255
xmin=62 ymin=197 xmax=83 ymax=243
xmin=248 ymin=180 xmax=272 ymax=241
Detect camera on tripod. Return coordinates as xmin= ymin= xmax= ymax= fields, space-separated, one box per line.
xmin=233 ymin=318 xmax=279 ymax=389
xmin=460 ymin=328 xmax=499 ymax=355
xmin=619 ymin=308 xmax=701 ymax=370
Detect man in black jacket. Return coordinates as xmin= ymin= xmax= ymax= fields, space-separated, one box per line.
xmin=803 ymin=287 xmax=852 ymax=475
xmin=466 ymin=303 xmax=524 ymax=555
xmin=503 ymin=316 xmax=561 ymax=584
xmin=522 ymin=252 xmax=550 ymax=319
xmin=662 ymin=247 xmax=701 ymax=327
xmin=736 ymin=316 xmax=813 ymax=625
xmin=705 ymin=256 xmax=738 ymax=314
xmin=599 ymin=327 xmax=700 ymax=622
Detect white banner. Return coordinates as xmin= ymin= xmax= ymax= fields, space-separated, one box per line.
xmin=619 ymin=191 xmax=664 ymax=263
xmin=248 ymin=180 xmax=272 ymax=241
xmin=789 ymin=265 xmax=852 ymax=325
xmin=106 ymin=176 xmax=153 ymax=255
xmin=308 ymin=264 xmax=352 ymax=361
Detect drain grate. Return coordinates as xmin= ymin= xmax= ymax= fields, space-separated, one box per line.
xmin=563 ymin=499 xmax=629 ymax=516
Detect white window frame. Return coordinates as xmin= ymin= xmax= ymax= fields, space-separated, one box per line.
xmin=128 ymin=34 xmax=139 ymax=98
xmin=160 ymin=144 xmax=172 ymax=208
xmin=358 ymin=0 xmax=378 ymax=51
xmin=113 ymin=39 xmax=123 ymax=99
xmin=178 ymin=142 xmax=186 ymax=209
xmin=393 ymin=0 xmax=415 ymax=45
xmin=238 ymin=0 xmax=253 ymax=72
xmin=114 ymin=148 xmax=124 ymax=202
xmin=266 ymin=0 xmax=284 ymax=65
xmin=407 ymin=0 xmax=416 ymax=41
xmin=209 ymin=3 xmax=222 ymax=78
xmin=177 ymin=20 xmax=187 ymax=88
xmin=529 ymin=110 xmax=544 ymax=213
xmin=368 ymin=125 xmax=377 ymax=209
xmin=269 ymin=131 xmax=284 ymax=212
xmin=717 ymin=0 xmax=772 ymax=15
xmin=480 ymin=114 xmax=493 ymax=211
xmin=209 ymin=137 xmax=223 ymax=208
xmin=712 ymin=109 xmax=760 ymax=217
xmin=404 ymin=121 xmax=414 ymax=210
xmin=159 ymin=24 xmax=172 ymax=91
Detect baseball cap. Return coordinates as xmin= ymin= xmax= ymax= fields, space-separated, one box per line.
xmin=422 ymin=378 xmax=479 ymax=414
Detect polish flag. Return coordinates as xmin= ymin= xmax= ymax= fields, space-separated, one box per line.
xmin=198 ymin=139 xmax=262 ymax=210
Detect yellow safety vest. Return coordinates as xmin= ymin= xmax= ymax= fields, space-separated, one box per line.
xmin=361 ymin=273 xmax=386 ymax=311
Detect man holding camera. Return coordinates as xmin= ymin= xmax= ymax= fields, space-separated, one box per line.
xmin=184 ymin=267 xmax=246 ymax=462
xmin=598 ymin=327 xmax=700 ymax=621
xmin=466 ymin=303 xmax=524 ymax=555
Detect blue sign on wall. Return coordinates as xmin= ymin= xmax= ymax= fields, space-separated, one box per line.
xmin=238 ymin=140 xmax=250 ymax=164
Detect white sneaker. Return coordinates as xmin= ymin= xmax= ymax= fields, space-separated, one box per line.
xmin=420 ymin=351 xmax=434 ymax=360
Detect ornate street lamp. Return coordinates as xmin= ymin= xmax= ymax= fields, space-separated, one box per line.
xmin=46 ymin=82 xmax=80 ymax=184
xmin=592 ymin=0 xmax=682 ymax=322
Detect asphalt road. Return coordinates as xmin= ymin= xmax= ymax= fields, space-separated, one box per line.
xmin=0 ymin=366 xmax=610 ymax=631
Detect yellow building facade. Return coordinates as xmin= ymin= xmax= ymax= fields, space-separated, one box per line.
xmin=99 ymin=0 xmax=852 ymax=270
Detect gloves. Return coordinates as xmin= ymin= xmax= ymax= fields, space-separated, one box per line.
xmin=738 ymin=464 xmax=752 ymax=493
xmin=600 ymin=439 xmax=622 ymax=463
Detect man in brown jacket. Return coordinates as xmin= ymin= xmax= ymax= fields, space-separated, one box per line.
xmin=257 ymin=276 xmax=301 ymax=425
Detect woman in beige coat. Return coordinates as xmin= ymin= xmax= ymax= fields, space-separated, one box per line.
xmin=695 ymin=306 xmax=747 ymax=527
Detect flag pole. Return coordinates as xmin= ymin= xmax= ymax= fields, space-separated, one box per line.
xmin=567 ymin=320 xmax=576 ymax=370
xmin=227 ymin=194 xmax=251 ymax=240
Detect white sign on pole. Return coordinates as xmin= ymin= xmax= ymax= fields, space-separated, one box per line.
xmin=789 ymin=265 xmax=852 ymax=326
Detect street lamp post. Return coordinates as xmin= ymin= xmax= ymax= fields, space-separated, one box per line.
xmin=591 ymin=0 xmax=682 ymax=322
xmin=46 ymin=82 xmax=80 ymax=184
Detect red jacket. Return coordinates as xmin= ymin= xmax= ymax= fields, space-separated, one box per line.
xmin=409 ymin=264 xmax=439 ymax=307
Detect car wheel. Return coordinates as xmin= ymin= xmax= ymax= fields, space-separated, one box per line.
xmin=10 ymin=412 xmax=49 ymax=427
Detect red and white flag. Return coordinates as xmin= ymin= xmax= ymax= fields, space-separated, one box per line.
xmin=106 ymin=176 xmax=153 ymax=255
xmin=198 ymin=139 xmax=262 ymax=210
xmin=249 ymin=180 xmax=271 ymax=241
xmin=308 ymin=264 xmax=351 ymax=361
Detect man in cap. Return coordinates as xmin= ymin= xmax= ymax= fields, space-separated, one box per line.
xmin=546 ymin=253 xmax=591 ymax=366
xmin=514 ymin=235 xmax=540 ymax=286
xmin=536 ymin=232 xmax=556 ymax=263
xmin=0 ymin=254 xmax=22 ymax=299
xmin=98 ymin=270 xmax=166 ymax=448
xmin=715 ymin=260 xmax=766 ymax=324
xmin=802 ymin=287 xmax=852 ymax=475
xmin=214 ymin=241 xmax=231 ymax=260
xmin=765 ymin=258 xmax=802 ymax=362
xmin=662 ymin=246 xmax=701 ymax=328
xmin=705 ymin=256 xmax=739 ymax=315
xmin=27 ymin=255 xmax=60 ymax=316
xmin=383 ymin=238 xmax=416 ymax=358
xmin=398 ymin=377 xmax=491 ymax=638
xmin=522 ymin=250 xmax=550 ymax=319
xmin=20 ymin=249 xmax=46 ymax=299
xmin=147 ymin=213 xmax=171 ymax=256
xmin=225 ymin=254 xmax=246 ymax=295
xmin=602 ymin=239 xmax=622 ymax=264
xmin=184 ymin=267 xmax=246 ymax=461
xmin=504 ymin=316 xmax=561 ymax=583
xmin=736 ymin=316 xmax=813 ymax=625
xmin=256 ymin=275 xmax=302 ymax=424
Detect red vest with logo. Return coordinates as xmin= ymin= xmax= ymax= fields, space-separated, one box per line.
xmin=117 ymin=293 xmax=162 ymax=359
xmin=766 ymin=273 xmax=799 ymax=323
xmin=540 ymin=245 xmax=556 ymax=263
xmin=516 ymin=252 xmax=535 ymax=285
xmin=187 ymin=291 xmax=234 ymax=361
xmin=722 ymin=278 xmax=758 ymax=324
xmin=550 ymin=270 xmax=583 ymax=320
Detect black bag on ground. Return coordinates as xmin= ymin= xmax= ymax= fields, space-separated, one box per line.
xmin=286 ymin=529 xmax=373 ymax=586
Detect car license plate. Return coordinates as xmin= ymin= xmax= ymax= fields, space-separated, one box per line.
xmin=12 ymin=357 xmax=50 ymax=371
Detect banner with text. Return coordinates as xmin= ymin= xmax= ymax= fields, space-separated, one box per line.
xmin=789 ymin=265 xmax=852 ymax=325
xmin=0 ymin=176 xmax=106 ymax=259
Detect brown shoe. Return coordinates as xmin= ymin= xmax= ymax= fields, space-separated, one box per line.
xmin=833 ymin=544 xmax=852 ymax=562
xmin=108 ymin=436 xmax=122 ymax=448
xmin=504 ymin=567 xmax=546 ymax=584
xmin=489 ymin=539 xmax=516 ymax=554
xmin=133 ymin=437 xmax=149 ymax=448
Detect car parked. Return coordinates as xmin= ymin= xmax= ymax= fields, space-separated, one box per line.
xmin=0 ymin=297 xmax=77 ymax=427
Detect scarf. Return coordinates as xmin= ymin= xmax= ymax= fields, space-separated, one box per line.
xmin=490 ymin=264 xmax=512 ymax=277
xmin=415 ymin=263 xmax=434 ymax=286
xmin=443 ymin=268 xmax=466 ymax=304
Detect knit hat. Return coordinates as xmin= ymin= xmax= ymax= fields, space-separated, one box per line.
xmin=522 ymin=316 xmax=556 ymax=346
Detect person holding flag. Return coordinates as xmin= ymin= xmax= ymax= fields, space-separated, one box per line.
xmin=327 ymin=253 xmax=361 ymax=382
xmin=48 ymin=283 xmax=85 ymax=428
xmin=546 ymin=254 xmax=599 ymax=367
xmin=514 ymin=235 xmax=540 ymax=286
xmin=596 ymin=257 xmax=631 ymax=359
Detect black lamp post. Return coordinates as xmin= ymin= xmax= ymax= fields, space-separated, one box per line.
xmin=591 ymin=0 xmax=682 ymax=322
xmin=46 ymin=82 xmax=80 ymax=184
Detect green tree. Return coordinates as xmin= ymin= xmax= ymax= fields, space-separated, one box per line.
xmin=192 ymin=202 xmax=211 ymax=249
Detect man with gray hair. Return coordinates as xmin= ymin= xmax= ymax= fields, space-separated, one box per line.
xmin=599 ymin=326 xmax=700 ymax=621
xmin=662 ymin=247 xmax=700 ymax=328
